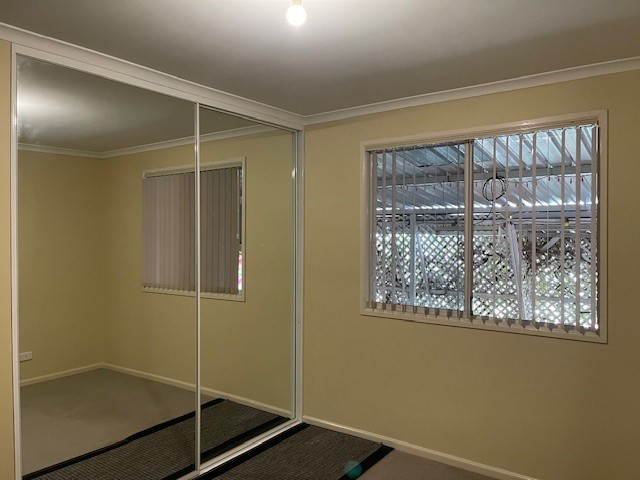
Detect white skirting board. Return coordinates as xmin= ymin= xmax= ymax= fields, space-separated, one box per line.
xmin=303 ymin=416 xmax=538 ymax=480
xmin=19 ymin=362 xmax=291 ymax=418
xmin=199 ymin=386 xmax=291 ymax=418
xmin=101 ymin=363 xmax=291 ymax=418
xmin=19 ymin=363 xmax=103 ymax=386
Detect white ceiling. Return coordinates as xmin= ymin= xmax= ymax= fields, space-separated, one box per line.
xmin=2 ymin=0 xmax=640 ymax=116
xmin=17 ymin=56 xmax=259 ymax=153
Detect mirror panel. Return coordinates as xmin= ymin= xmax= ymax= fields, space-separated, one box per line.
xmin=16 ymin=55 xmax=299 ymax=479
xmin=17 ymin=55 xmax=198 ymax=478
xmin=198 ymin=106 xmax=295 ymax=464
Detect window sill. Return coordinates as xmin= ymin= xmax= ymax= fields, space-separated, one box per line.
xmin=360 ymin=306 xmax=606 ymax=344
xmin=142 ymin=287 xmax=245 ymax=302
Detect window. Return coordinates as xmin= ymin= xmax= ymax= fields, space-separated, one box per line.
xmin=142 ymin=161 xmax=244 ymax=297
xmin=364 ymin=116 xmax=605 ymax=341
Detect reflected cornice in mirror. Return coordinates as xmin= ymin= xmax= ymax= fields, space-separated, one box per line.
xmin=17 ymin=55 xmax=266 ymax=157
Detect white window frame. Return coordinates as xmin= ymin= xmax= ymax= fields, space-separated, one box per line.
xmin=142 ymin=157 xmax=247 ymax=302
xmin=360 ymin=111 xmax=607 ymax=343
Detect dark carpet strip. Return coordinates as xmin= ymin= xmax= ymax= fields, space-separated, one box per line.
xmin=338 ymin=445 xmax=393 ymax=480
xmin=200 ymin=415 xmax=289 ymax=464
xmin=25 ymin=400 xmax=287 ymax=480
xmin=197 ymin=424 xmax=309 ymax=479
xmin=23 ymin=399 xmax=222 ymax=480
xmin=198 ymin=424 xmax=393 ymax=480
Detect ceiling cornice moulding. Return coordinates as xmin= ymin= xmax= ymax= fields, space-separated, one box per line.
xmin=0 ymin=22 xmax=304 ymax=130
xmin=17 ymin=143 xmax=102 ymax=158
xmin=18 ymin=125 xmax=275 ymax=159
xmin=302 ymin=56 xmax=640 ymax=125
xmin=2 ymin=22 xmax=639 ymax=128
xmin=100 ymin=125 xmax=276 ymax=158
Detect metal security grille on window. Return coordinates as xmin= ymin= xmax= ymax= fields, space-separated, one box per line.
xmin=367 ymin=123 xmax=599 ymax=334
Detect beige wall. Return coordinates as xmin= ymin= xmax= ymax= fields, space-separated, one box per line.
xmin=102 ymin=142 xmax=197 ymax=385
xmin=18 ymin=151 xmax=106 ymax=380
xmin=199 ymin=134 xmax=293 ymax=411
xmin=102 ymin=130 xmax=294 ymax=411
xmin=0 ymin=39 xmax=15 ymax=480
xmin=12 ymin=130 xmax=293 ymax=413
xmin=304 ymin=70 xmax=640 ymax=480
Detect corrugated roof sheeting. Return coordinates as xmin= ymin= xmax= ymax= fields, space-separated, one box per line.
xmin=373 ymin=124 xmax=597 ymax=229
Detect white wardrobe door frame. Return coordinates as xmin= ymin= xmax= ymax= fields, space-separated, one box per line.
xmin=194 ymin=114 xmax=304 ymax=477
xmin=9 ymin=44 xmax=304 ymax=480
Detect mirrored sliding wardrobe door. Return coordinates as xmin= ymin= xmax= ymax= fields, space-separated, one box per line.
xmin=17 ymin=55 xmax=198 ymax=479
xmin=197 ymin=106 xmax=295 ymax=465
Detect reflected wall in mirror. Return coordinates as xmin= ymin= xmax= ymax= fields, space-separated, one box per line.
xmin=198 ymin=107 xmax=295 ymax=464
xmin=16 ymin=55 xmax=299 ymax=480
xmin=17 ymin=55 xmax=199 ymax=478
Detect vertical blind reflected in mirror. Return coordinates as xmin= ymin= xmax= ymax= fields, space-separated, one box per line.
xmin=17 ymin=55 xmax=198 ymax=479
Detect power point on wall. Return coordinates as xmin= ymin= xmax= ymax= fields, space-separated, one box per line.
xmin=20 ymin=351 xmax=33 ymax=362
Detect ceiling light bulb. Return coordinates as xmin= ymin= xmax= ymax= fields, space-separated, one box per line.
xmin=286 ymin=0 xmax=307 ymax=26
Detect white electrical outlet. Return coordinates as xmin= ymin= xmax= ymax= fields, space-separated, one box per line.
xmin=19 ymin=351 xmax=32 ymax=362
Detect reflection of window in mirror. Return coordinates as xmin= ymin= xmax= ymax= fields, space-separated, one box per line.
xmin=142 ymin=159 xmax=245 ymax=300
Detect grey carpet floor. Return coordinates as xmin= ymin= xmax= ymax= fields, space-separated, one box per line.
xmin=26 ymin=411 xmax=197 ymax=480
xmin=206 ymin=425 xmax=387 ymax=480
xmin=21 ymin=369 xmax=202 ymax=474
xmin=358 ymin=451 xmax=494 ymax=480
xmin=201 ymin=427 xmax=495 ymax=480
xmin=26 ymin=399 xmax=283 ymax=480
xmin=22 ymin=370 xmax=495 ymax=480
